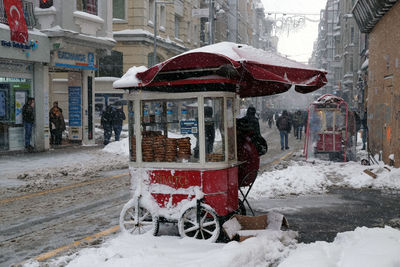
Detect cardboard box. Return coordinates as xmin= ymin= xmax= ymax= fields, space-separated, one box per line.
xmin=222 ymin=212 xmax=288 ymax=241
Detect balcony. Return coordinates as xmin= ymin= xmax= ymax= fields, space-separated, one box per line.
xmin=352 ymin=0 xmax=398 ymax=33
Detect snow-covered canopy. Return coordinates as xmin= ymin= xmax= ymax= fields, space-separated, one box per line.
xmin=113 ymin=42 xmax=327 ymax=98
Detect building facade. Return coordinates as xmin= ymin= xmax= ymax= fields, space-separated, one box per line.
xmin=0 ymin=0 xmax=50 ymax=152
xmin=111 ymin=0 xmax=276 ymax=74
xmin=310 ymin=0 xmax=361 ymax=109
xmin=34 ymin=0 xmax=115 ymax=147
xmin=353 ymin=0 xmax=400 ymax=167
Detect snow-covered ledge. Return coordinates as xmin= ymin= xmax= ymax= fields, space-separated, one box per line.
xmin=34 ymin=6 xmax=57 ymax=29
xmin=73 ymin=11 xmax=104 ymax=35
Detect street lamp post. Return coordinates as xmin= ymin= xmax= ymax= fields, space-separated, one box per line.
xmin=153 ymin=1 xmax=174 ymax=66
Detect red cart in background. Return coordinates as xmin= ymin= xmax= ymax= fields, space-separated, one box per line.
xmin=304 ymin=94 xmax=357 ymax=162
xmin=114 ymin=42 xmax=327 ymax=242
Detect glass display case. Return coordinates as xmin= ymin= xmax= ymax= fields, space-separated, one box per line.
xmin=127 ymin=91 xmax=237 ymax=167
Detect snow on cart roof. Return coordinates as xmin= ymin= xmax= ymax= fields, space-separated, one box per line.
xmin=113 ymin=42 xmax=327 ymax=98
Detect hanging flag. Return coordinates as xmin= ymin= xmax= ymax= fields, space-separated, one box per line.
xmin=3 ymin=0 xmax=29 ymax=43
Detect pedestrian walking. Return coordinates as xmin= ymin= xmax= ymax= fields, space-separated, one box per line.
xmin=361 ymin=110 xmax=367 ymax=150
xmin=112 ymin=105 xmax=126 ymax=141
xmin=22 ymin=97 xmax=35 ymax=151
xmin=276 ymin=110 xmax=291 ymax=150
xmin=293 ymin=110 xmax=304 ymax=140
xmin=101 ymin=105 xmax=113 ymax=145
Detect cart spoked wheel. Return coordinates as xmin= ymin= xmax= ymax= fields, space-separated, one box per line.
xmin=120 ymin=200 xmax=159 ymax=236
xmin=178 ymin=203 xmax=220 ymax=242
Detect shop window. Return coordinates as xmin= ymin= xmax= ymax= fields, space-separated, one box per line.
xmin=76 ymin=0 xmax=98 ymax=15
xmin=113 ymin=0 xmax=125 ymax=20
xmin=174 ymin=15 xmax=180 ymax=39
xmin=135 ymin=98 xmax=199 ymax=163
xmin=149 ymin=0 xmax=155 ymax=24
xmin=204 ymin=97 xmax=225 ymax=162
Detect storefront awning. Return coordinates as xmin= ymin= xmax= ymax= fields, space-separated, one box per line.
xmin=114 ymin=42 xmax=327 ymax=98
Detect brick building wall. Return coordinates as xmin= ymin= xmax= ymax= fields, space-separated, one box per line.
xmin=368 ymin=1 xmax=400 ymax=167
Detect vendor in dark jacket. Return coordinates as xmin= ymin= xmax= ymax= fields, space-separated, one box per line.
xmin=237 ymin=107 xmax=267 ymax=156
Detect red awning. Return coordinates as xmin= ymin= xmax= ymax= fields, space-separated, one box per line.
xmin=114 ymin=42 xmax=327 ymax=98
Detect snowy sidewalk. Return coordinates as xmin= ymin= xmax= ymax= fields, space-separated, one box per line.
xmin=0 ymin=143 xmax=128 ymax=194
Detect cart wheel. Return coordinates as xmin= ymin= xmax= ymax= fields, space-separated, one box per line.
xmin=178 ymin=204 xmax=220 ymax=242
xmin=238 ymin=200 xmax=246 ymax=215
xmin=120 ymin=200 xmax=159 ymax=236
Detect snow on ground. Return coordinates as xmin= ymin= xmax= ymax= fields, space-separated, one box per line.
xmin=12 ymin=135 xmax=400 ymax=267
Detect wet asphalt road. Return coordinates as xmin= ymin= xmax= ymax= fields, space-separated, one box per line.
xmin=256 ymin=124 xmax=400 ymax=243
xmin=0 ymin=125 xmax=399 ymax=265
xmin=253 ymin=187 xmax=400 ymax=243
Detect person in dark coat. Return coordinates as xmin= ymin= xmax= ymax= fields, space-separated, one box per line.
xmin=112 ymin=106 xmax=126 ymax=141
xmin=361 ymin=110 xmax=367 ymax=150
xmin=49 ymin=105 xmax=66 ymax=146
xmin=49 ymin=101 xmax=65 ymax=146
xmin=101 ymin=105 xmax=113 ymax=145
xmin=22 ymin=97 xmax=35 ymax=150
xmin=237 ymin=106 xmax=267 ymax=156
xmin=276 ymin=110 xmax=291 ymax=150
xmin=293 ymin=110 xmax=304 ymax=140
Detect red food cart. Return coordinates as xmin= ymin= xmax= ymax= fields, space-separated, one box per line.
xmin=304 ymin=94 xmax=357 ymax=162
xmin=114 ymin=42 xmax=327 ymax=242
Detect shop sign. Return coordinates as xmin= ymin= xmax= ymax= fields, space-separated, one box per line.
xmin=68 ymin=86 xmax=82 ymax=127
xmin=180 ymin=120 xmax=198 ymax=134
xmin=55 ymin=50 xmax=97 ymax=70
xmin=1 ymin=39 xmax=39 ymax=58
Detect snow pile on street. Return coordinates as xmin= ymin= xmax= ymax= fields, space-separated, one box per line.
xmin=249 ymin=159 xmax=400 ymax=200
xmin=44 ymin=230 xmax=298 ymax=267
xmin=28 ymin=226 xmax=400 ymax=267
xmin=279 ymin=226 xmax=400 ymax=267
xmin=103 ymin=138 xmax=129 ymax=156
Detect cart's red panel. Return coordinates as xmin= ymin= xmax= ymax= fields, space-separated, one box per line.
xmin=151 ymin=193 xmax=195 ymax=208
xmin=227 ymin=167 xmax=238 ymax=212
xmin=203 ymin=169 xmax=228 ymax=193
xmin=148 ymin=170 xmax=201 ymax=189
xmin=204 ymin=194 xmax=229 ymax=216
xmin=316 ymin=133 xmax=342 ymax=152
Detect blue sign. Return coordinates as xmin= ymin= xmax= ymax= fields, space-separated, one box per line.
xmin=180 ymin=120 xmax=198 ymax=134
xmin=68 ymin=86 xmax=82 ymax=127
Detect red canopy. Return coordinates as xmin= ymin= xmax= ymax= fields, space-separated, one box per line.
xmin=114 ymin=42 xmax=327 ymax=98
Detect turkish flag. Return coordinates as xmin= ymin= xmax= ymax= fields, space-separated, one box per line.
xmin=3 ymin=0 xmax=29 ymax=43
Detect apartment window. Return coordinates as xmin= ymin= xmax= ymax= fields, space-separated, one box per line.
xmin=160 ymin=5 xmax=166 ymax=30
xmin=98 ymin=51 xmax=123 ymax=78
xmin=350 ymin=27 xmax=354 ymax=44
xmin=174 ymin=15 xmax=180 ymax=39
xmin=113 ymin=0 xmax=125 ymax=20
xmin=77 ymin=0 xmax=98 ymax=15
xmin=149 ymin=0 xmax=155 ymax=24
xmin=187 ymin=21 xmax=191 ymax=41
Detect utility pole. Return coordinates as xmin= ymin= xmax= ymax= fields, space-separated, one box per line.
xmin=208 ymin=0 xmax=214 ymax=44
